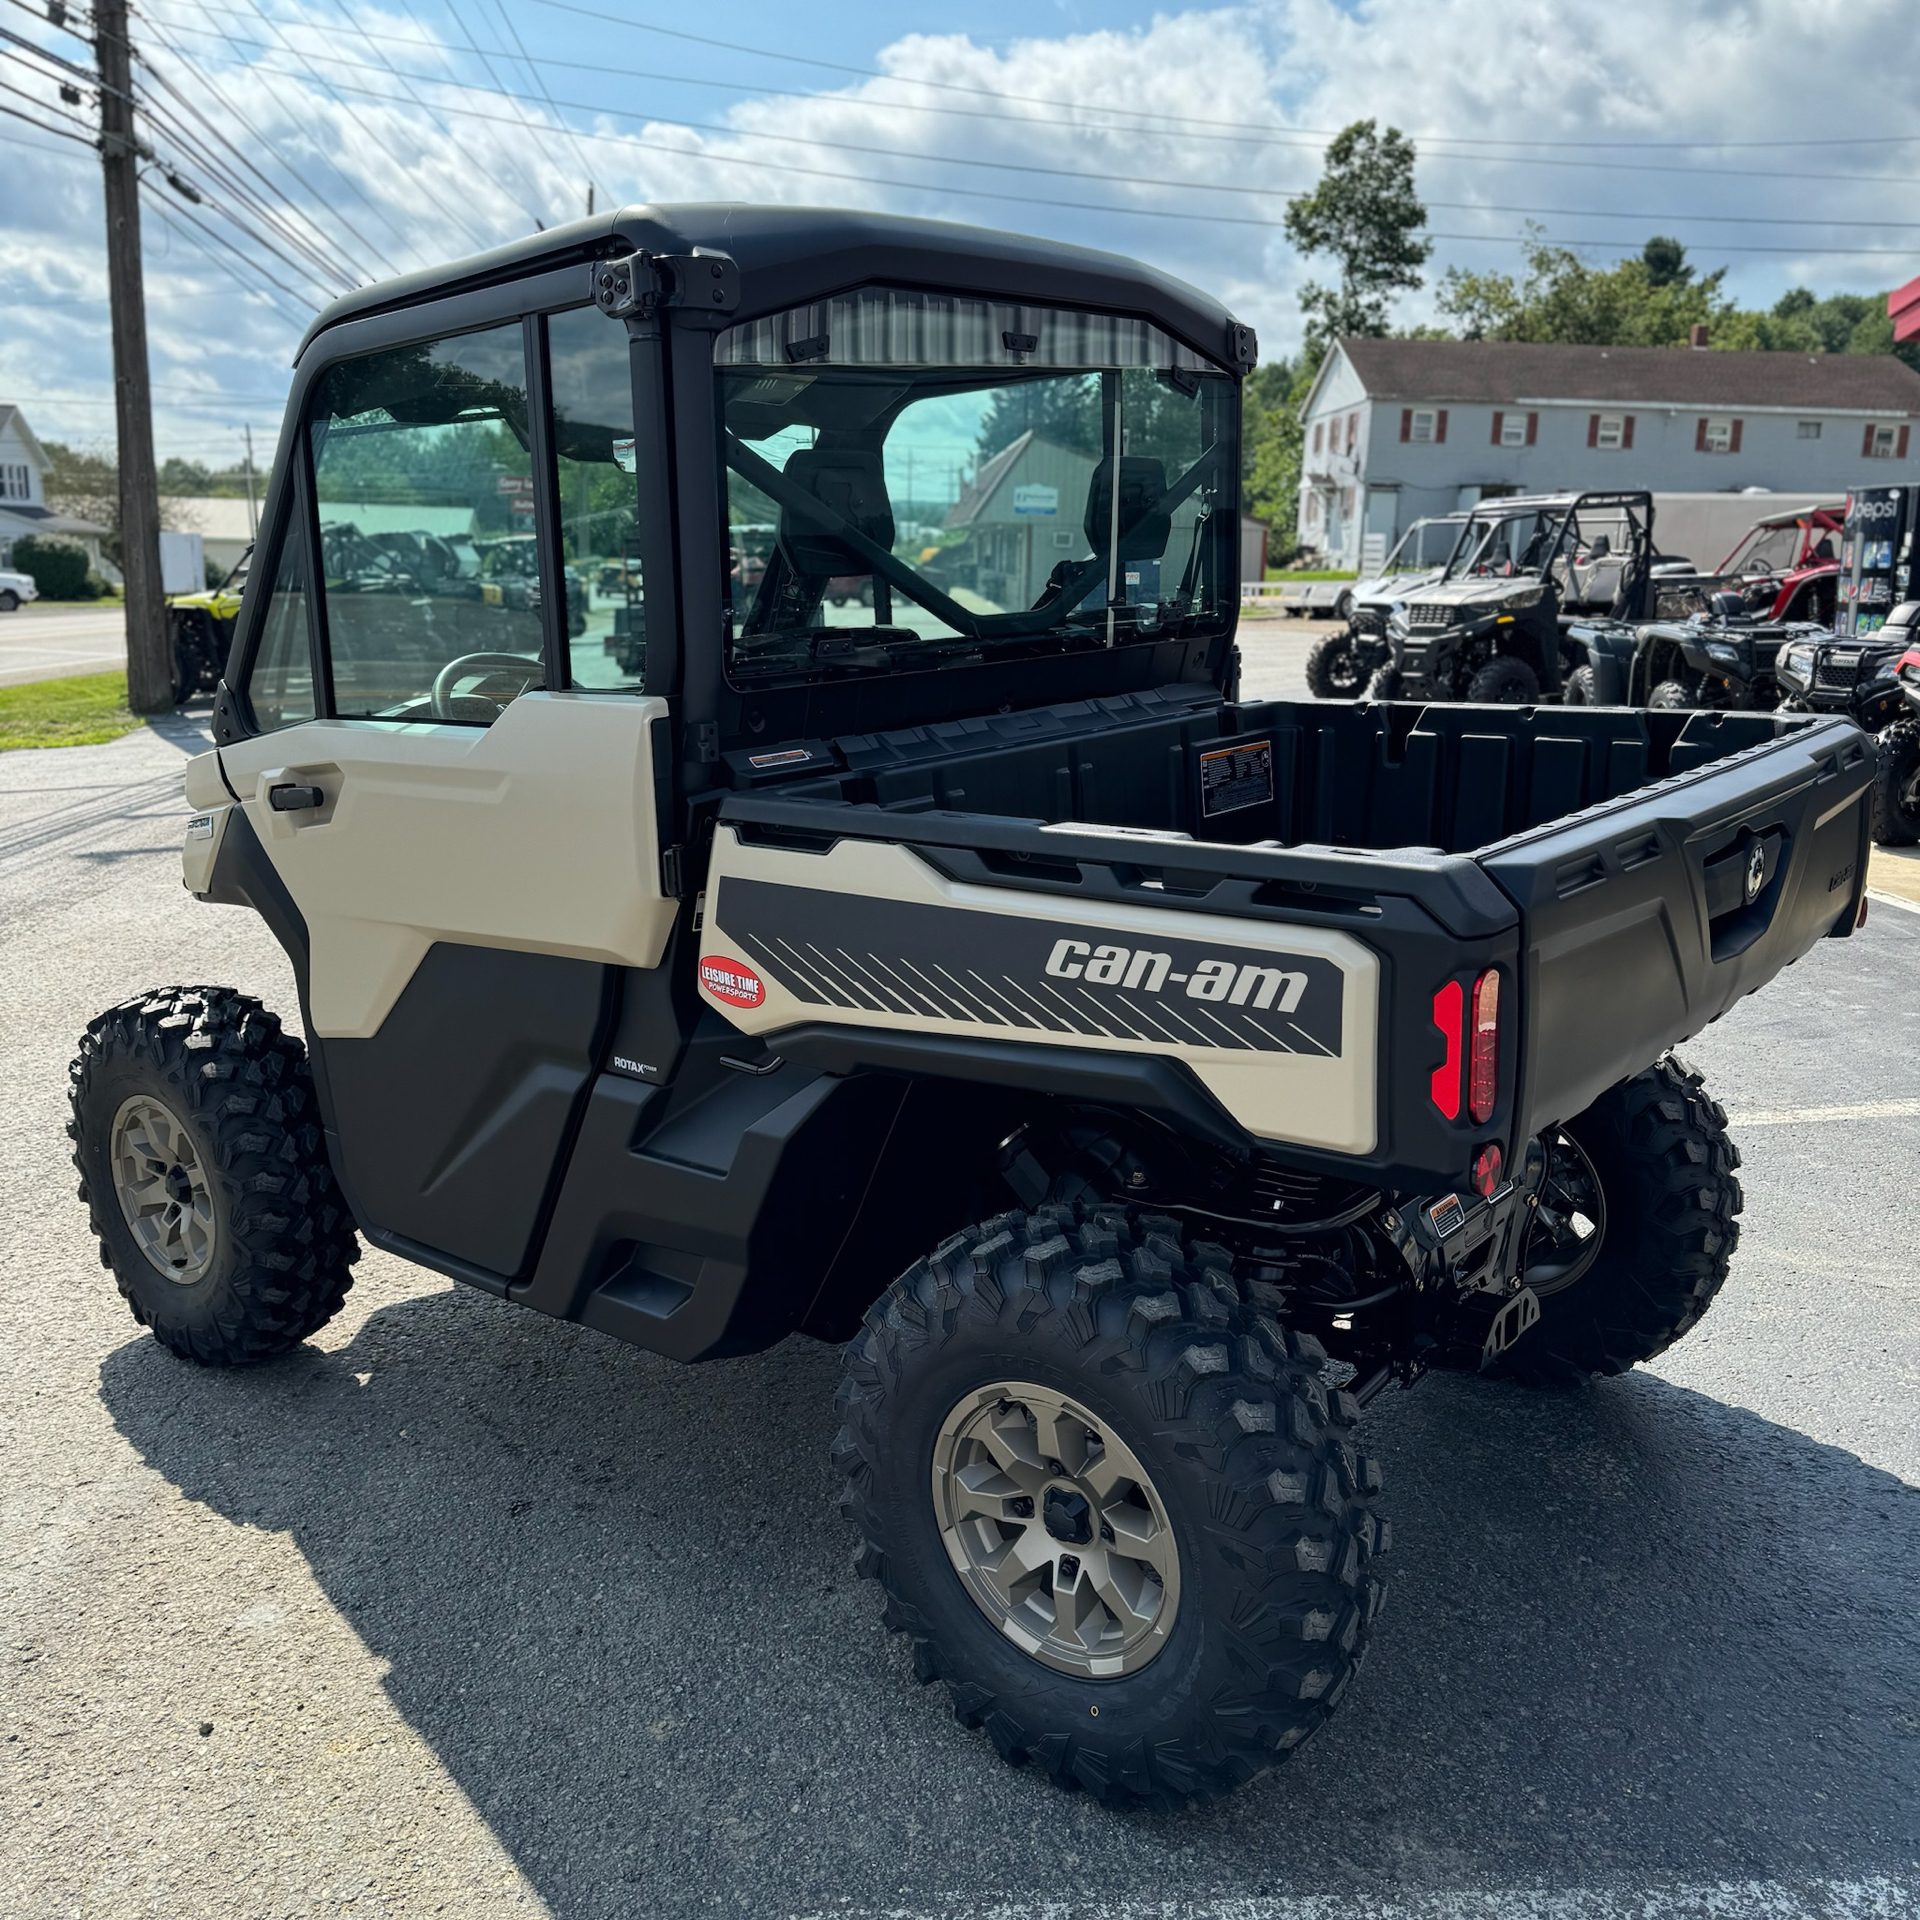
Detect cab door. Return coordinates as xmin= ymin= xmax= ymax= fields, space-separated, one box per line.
xmin=214 ymin=301 xmax=677 ymax=1284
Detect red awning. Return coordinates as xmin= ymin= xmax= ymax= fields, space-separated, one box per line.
xmin=1892 ymin=275 xmax=1920 ymax=345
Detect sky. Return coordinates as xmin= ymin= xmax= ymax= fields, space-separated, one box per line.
xmin=4 ymin=0 xmax=1920 ymax=471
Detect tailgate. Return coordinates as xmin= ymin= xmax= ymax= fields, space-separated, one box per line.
xmin=1477 ymin=714 xmax=1872 ymax=1134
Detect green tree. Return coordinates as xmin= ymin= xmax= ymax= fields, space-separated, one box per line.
xmin=1436 ymin=228 xmax=1728 ymax=346
xmin=1240 ymin=357 xmax=1312 ymax=563
xmin=973 ymin=374 xmax=1104 ymax=465
xmin=1284 ymin=121 xmax=1431 ymax=355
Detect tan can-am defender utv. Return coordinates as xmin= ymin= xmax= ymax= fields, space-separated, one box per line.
xmin=70 ymin=207 xmax=1876 ymax=1811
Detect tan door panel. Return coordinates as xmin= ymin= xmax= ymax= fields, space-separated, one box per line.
xmin=220 ymin=693 xmax=676 ymax=1037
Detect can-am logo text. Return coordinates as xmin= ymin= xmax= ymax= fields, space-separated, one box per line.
xmin=1045 ymin=938 xmax=1308 ymax=1012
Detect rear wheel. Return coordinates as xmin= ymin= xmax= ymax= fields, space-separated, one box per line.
xmin=835 ymin=1203 xmax=1388 ymax=1809
xmin=69 ymin=987 xmax=360 ymax=1365
xmin=1464 ymin=656 xmax=1541 ymax=704
xmin=1871 ymin=720 xmax=1920 ymax=846
xmin=1497 ymin=1055 xmax=1741 ymax=1387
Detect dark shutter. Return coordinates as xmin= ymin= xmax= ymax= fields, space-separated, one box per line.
xmin=1525 ymin=412 xmax=1538 ymax=446
xmin=1729 ymin=419 xmax=1743 ymax=454
xmin=1697 ymin=418 xmax=1710 ymax=453
xmin=1900 ymin=425 xmax=1912 ymax=459
xmin=1864 ymin=423 xmax=1877 ymax=457
xmin=1622 ymin=415 xmax=1636 ymax=450
xmin=1588 ymin=414 xmax=1601 ymax=448
xmin=1491 ymin=411 xmax=1504 ymax=445
xmin=1435 ymin=409 xmax=1448 ymax=444
xmin=1400 ymin=408 xmax=1412 ymax=443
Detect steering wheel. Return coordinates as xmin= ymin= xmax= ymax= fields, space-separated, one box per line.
xmin=429 ymin=651 xmax=543 ymax=720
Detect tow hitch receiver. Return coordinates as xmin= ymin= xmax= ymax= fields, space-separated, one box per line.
xmin=1482 ymin=1286 xmax=1542 ymax=1361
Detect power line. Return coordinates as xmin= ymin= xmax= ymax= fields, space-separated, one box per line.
xmin=136 ymin=9 xmax=1920 ymax=216
xmin=477 ymin=0 xmax=596 ymax=208
xmin=132 ymin=16 xmax=396 ymax=275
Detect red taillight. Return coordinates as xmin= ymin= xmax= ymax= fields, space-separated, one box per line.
xmin=1430 ymin=979 xmax=1464 ymax=1120
xmin=1469 ymin=968 xmax=1500 ymax=1124
xmin=1472 ymin=1142 xmax=1503 ymax=1197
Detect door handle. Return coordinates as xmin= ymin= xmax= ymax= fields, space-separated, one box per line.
xmin=268 ymin=783 xmax=325 ymax=812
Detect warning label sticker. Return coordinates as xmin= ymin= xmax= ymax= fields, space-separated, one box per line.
xmin=1198 ymin=739 xmax=1274 ymax=817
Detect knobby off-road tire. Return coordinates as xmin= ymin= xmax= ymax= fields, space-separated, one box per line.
xmin=833 ymin=1202 xmax=1388 ymax=1809
xmin=1364 ymin=664 xmax=1403 ymax=701
xmin=1304 ymin=630 xmax=1364 ymax=700
xmin=69 ymin=987 xmax=359 ymax=1364
xmin=1464 ymin=656 xmax=1541 ymax=704
xmin=1562 ymin=664 xmax=1598 ymax=706
xmin=1498 ymin=1055 xmax=1741 ymax=1388
xmin=1647 ymin=678 xmax=1698 ymax=710
xmin=1871 ymin=720 xmax=1920 ymax=845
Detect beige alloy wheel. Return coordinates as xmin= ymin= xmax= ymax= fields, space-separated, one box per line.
xmin=930 ymin=1381 xmax=1181 ymax=1679
xmin=109 ymin=1094 xmax=216 ymax=1282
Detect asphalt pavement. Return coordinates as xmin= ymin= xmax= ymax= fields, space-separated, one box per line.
xmin=0 ymin=603 xmax=129 ymax=688
xmin=2 ymin=631 xmax=1916 ymax=1920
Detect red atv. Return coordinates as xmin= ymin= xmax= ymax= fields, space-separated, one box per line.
xmin=1714 ymin=504 xmax=1843 ymax=624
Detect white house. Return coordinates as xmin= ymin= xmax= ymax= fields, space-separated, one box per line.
xmin=1296 ymin=339 xmax=1920 ymax=568
xmin=0 ymin=404 xmax=112 ymax=573
xmin=163 ymin=494 xmax=259 ymax=576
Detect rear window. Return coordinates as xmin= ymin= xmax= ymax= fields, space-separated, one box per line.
xmin=716 ymin=287 xmax=1237 ymax=689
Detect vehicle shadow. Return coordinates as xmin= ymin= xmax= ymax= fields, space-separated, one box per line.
xmin=99 ymin=1286 xmax=1920 ymax=1917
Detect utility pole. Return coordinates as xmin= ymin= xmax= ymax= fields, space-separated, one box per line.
xmin=242 ymin=425 xmax=258 ymax=540
xmin=94 ymin=0 xmax=171 ymax=712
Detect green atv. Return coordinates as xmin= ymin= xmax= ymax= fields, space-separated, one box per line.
xmin=167 ymin=546 xmax=250 ymax=704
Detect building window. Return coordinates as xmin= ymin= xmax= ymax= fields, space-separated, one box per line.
xmin=1312 ymin=421 xmax=1323 ymax=454
xmin=1594 ymin=415 xmax=1627 ymax=450
xmin=1697 ymin=416 xmax=1742 ymax=455
xmin=1864 ymin=423 xmax=1905 ymax=459
xmin=1345 ymin=412 xmax=1358 ymax=454
xmin=0 ymin=463 xmax=31 ymax=502
xmin=1410 ymin=409 xmax=1436 ymax=444
xmin=1797 ymin=420 xmax=1822 ymax=440
xmin=1499 ymin=414 xmax=1527 ymax=447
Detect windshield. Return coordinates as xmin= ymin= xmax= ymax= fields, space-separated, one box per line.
xmin=1722 ymin=521 xmax=1812 ymax=575
xmin=1442 ymin=507 xmax=1563 ymax=581
xmin=716 ymin=287 xmax=1236 ymax=687
xmin=219 ymin=547 xmax=252 ymax=596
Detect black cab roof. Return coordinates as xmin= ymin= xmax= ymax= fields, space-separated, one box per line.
xmin=296 ymin=203 xmax=1251 ymax=373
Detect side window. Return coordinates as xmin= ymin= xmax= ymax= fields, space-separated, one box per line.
xmin=547 ymin=306 xmax=643 ymax=690
xmin=310 ymin=324 xmax=543 ymax=724
xmin=244 ymin=525 xmax=315 ymax=732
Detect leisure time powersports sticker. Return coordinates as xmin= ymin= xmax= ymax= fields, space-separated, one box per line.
xmin=708 ymin=877 xmax=1343 ymax=1056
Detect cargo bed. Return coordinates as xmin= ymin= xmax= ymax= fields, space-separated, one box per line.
xmin=710 ymin=689 xmax=1874 ymax=1190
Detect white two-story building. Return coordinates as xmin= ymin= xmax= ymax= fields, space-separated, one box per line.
xmin=1296 ymin=338 xmax=1920 ymax=568
xmin=0 ymin=404 xmax=112 ymax=575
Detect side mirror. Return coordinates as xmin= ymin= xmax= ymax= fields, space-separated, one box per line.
xmin=1084 ymin=456 xmax=1171 ymax=563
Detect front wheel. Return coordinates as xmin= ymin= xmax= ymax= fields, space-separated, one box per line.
xmin=835 ymin=1204 xmax=1388 ymax=1809
xmin=1496 ymin=1055 xmax=1742 ymax=1388
xmin=0 ymin=589 xmax=18 ymax=613
xmin=1364 ymin=664 xmax=1403 ymax=701
xmin=68 ymin=987 xmax=360 ymax=1364
xmin=1563 ymin=664 xmax=1598 ymax=705
xmin=1647 ymin=678 xmax=1698 ymax=710
xmin=1305 ymin=630 xmax=1365 ymax=698
xmin=1871 ymin=720 xmax=1920 ymax=845
xmin=1464 ymin=656 xmax=1541 ymax=704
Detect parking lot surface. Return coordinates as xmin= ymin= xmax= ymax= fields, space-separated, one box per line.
xmin=2 ymin=631 xmax=1916 ymax=1919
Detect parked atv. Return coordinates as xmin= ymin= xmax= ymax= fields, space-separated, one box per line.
xmin=66 ymin=207 xmax=1876 ymax=1815
xmin=1304 ymin=514 xmax=1464 ymax=699
xmin=1569 ymin=593 xmax=1817 ymax=711
xmin=1876 ymin=632 xmax=1920 ymax=844
xmin=1372 ymin=492 xmax=1656 ymax=704
xmin=167 ymin=544 xmax=250 ymax=704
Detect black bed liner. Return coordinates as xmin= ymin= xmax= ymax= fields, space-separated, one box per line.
xmin=719 ymin=694 xmax=1874 ymax=1188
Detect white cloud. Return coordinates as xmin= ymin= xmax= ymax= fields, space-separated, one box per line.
xmin=3 ymin=0 xmax=1916 ymax=464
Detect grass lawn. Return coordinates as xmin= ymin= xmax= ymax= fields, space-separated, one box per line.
xmin=0 ymin=672 xmax=144 ymax=751
xmin=1265 ymin=567 xmax=1358 ymax=582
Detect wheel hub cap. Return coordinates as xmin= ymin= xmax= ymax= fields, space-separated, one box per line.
xmin=931 ymin=1382 xmax=1181 ymax=1678
xmin=109 ymin=1095 xmax=215 ymax=1283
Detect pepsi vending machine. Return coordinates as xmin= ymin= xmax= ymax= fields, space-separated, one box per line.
xmin=1836 ymin=483 xmax=1920 ymax=633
